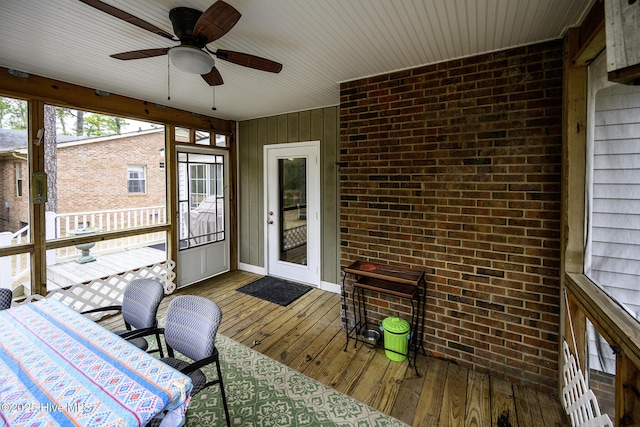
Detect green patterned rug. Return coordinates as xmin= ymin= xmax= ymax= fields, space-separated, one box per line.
xmin=185 ymin=334 xmax=409 ymax=426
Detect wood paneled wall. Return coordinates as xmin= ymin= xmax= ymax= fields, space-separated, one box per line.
xmin=238 ymin=107 xmax=340 ymax=284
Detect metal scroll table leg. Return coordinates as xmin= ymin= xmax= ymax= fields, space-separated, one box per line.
xmin=417 ymin=282 xmax=427 ymax=356
xmin=409 ymin=297 xmax=420 ymax=376
xmin=342 ymin=271 xmax=350 ymax=351
xmin=353 ymin=286 xmax=363 ymax=348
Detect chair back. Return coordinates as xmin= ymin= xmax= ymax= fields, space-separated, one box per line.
xmin=0 ymin=288 xmax=12 ymax=310
xmin=121 ymin=279 xmax=165 ymax=330
xmin=164 ymin=295 xmax=222 ymax=361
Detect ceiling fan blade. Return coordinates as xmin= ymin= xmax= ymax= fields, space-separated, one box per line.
xmin=78 ymin=0 xmax=177 ymax=41
xmin=201 ymin=67 xmax=224 ymax=86
xmin=193 ymin=0 xmax=241 ymax=44
xmin=110 ymin=48 xmax=170 ymax=60
xmin=214 ymin=49 xmax=283 ymax=73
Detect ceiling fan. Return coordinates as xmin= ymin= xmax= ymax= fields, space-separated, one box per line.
xmin=78 ymin=0 xmax=283 ymax=87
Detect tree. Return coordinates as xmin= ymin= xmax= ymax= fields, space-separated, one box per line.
xmin=76 ymin=110 xmax=84 ymax=136
xmin=52 ymin=108 xmax=124 ymax=137
xmin=44 ymin=105 xmax=57 ymax=212
xmin=0 ymin=97 xmax=27 ymax=130
xmin=84 ymin=113 xmax=127 ymax=137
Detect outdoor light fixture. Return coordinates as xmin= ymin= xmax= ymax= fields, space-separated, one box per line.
xmin=168 ymin=46 xmax=215 ymax=74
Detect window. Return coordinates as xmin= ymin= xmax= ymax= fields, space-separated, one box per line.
xmin=215 ymin=133 xmax=228 ymax=147
xmin=174 ymin=127 xmax=223 ymax=148
xmin=195 ymin=130 xmax=210 ymax=146
xmin=190 ymin=164 xmax=206 ymax=207
xmin=175 ymin=127 xmax=190 ymax=143
xmin=127 ymin=165 xmax=146 ymax=194
xmin=15 ymin=162 xmax=23 ymax=197
xmin=177 ymin=151 xmax=226 ymax=248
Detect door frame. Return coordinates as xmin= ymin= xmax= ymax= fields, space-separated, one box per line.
xmin=264 ymin=141 xmax=320 ymax=286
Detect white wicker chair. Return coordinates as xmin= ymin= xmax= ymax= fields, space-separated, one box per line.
xmin=562 ymin=340 xmax=613 ymax=427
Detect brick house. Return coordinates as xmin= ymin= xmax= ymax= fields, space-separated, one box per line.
xmin=0 ymin=128 xmax=165 ymax=234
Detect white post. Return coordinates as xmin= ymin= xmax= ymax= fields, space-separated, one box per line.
xmin=45 ymin=211 xmax=57 ymax=265
xmin=0 ymin=232 xmax=12 ymax=289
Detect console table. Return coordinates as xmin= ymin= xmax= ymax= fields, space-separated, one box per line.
xmin=341 ymin=259 xmax=426 ymax=376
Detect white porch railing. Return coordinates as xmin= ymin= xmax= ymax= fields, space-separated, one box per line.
xmin=52 ymin=205 xmax=166 ymax=236
xmin=48 ymin=206 xmax=166 ymax=262
xmin=0 ymin=224 xmax=30 ymax=289
xmin=1 ymin=206 xmax=167 ymax=290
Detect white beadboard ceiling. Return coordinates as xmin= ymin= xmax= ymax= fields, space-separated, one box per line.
xmin=0 ymin=0 xmax=594 ymax=121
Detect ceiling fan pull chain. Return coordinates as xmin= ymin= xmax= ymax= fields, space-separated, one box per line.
xmin=167 ymin=56 xmax=171 ymax=101
xmin=212 ymin=86 xmax=216 ymax=111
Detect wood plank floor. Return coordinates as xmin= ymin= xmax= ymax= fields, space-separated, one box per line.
xmin=99 ymin=271 xmax=570 ymax=427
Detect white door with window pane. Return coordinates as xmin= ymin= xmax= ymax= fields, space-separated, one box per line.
xmin=265 ymin=141 xmax=320 ymax=286
xmin=177 ymin=147 xmax=229 ymax=287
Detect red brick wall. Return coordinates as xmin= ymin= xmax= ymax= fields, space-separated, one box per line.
xmin=56 ymin=131 xmax=165 ymax=215
xmin=0 ymin=160 xmax=29 ymax=232
xmin=339 ymin=40 xmax=563 ymax=392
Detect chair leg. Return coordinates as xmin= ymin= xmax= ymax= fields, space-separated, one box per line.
xmin=154 ymin=332 xmax=164 ymax=358
xmin=214 ymin=354 xmax=231 ymax=427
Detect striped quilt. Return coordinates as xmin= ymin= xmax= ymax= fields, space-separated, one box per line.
xmin=0 ymin=298 xmax=191 ymax=426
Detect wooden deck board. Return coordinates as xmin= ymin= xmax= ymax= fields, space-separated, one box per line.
xmin=465 ymin=370 xmax=491 ymax=427
xmin=262 ymin=292 xmax=338 ymax=362
xmin=300 ymin=331 xmax=360 ymax=387
xmin=96 ymin=270 xmax=571 ymax=427
xmin=414 ymin=357 xmax=449 ymax=425
xmin=390 ymin=356 xmax=430 ymax=425
xmin=441 ymin=362 xmax=469 ymax=427
xmin=233 ymin=290 xmax=327 ymax=348
xmin=348 ymin=349 xmax=395 ymax=408
xmin=513 ymin=384 xmax=546 ymax=427
xmin=330 ymin=342 xmax=378 ymax=395
xmin=491 ymin=377 xmax=519 ymax=427
xmin=372 ymin=354 xmax=407 ymax=414
xmin=538 ymin=391 xmax=570 ymax=427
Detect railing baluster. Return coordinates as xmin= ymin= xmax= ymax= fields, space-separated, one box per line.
xmin=6 ymin=207 xmax=167 ymax=285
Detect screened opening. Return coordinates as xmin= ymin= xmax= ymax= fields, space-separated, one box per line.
xmin=0 ymin=95 xmax=31 ymax=296
xmin=42 ymin=106 xmax=167 ymax=290
xmin=177 ymin=151 xmax=225 ymax=249
xmin=584 ymin=52 xmax=640 ymax=421
xmin=586 ymin=54 xmax=640 ymax=326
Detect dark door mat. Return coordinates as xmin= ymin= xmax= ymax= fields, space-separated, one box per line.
xmin=237 ymin=276 xmax=313 ymax=306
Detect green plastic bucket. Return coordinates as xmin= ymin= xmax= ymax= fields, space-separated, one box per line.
xmin=380 ymin=317 xmax=410 ymax=362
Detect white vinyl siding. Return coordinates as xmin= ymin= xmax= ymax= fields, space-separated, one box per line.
xmin=586 ymin=55 xmax=640 ymax=374
xmin=590 ymin=84 xmax=640 ymax=316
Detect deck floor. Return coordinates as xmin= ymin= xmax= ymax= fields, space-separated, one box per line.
xmin=98 ymin=270 xmax=570 ymax=427
xmin=47 ymin=247 xmax=166 ymax=289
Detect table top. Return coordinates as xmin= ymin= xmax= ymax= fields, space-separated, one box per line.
xmin=344 ymin=260 xmax=424 ymax=286
xmin=0 ymin=298 xmax=192 ymax=427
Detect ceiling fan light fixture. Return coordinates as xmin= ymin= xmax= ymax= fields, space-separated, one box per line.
xmin=169 ymin=45 xmax=215 ymax=74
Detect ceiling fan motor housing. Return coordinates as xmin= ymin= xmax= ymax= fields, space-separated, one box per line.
xmin=169 ymin=7 xmax=204 ymax=46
